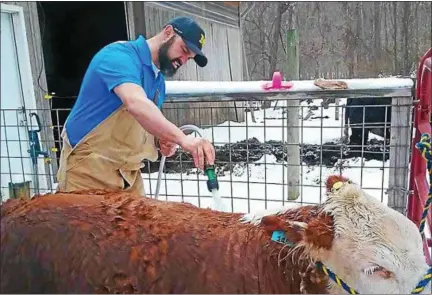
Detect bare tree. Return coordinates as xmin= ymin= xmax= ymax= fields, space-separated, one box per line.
xmin=242 ymin=1 xmax=431 ymax=80
xmin=342 ymin=2 xmax=355 ymax=78
xmin=402 ymin=1 xmax=411 ymax=75
xmin=392 ymin=2 xmax=398 ymax=74
xmin=268 ymin=2 xmax=290 ymax=78
xmin=373 ymin=1 xmax=381 ymax=72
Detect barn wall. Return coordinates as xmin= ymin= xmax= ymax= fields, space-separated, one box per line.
xmin=2 ymin=1 xmax=58 ymax=180
xmin=126 ymin=1 xmax=245 ymax=127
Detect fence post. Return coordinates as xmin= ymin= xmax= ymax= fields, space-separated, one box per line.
xmin=285 ymin=29 xmax=300 ymax=200
xmin=335 ymin=98 xmax=340 ymax=121
xmin=387 ymin=95 xmax=413 ymax=214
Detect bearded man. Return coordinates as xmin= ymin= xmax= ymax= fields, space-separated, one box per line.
xmin=56 ymin=16 xmax=215 ymax=197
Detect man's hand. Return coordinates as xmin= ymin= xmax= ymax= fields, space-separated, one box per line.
xmin=179 ymin=136 xmax=215 ymax=170
xmin=159 ymin=139 xmax=178 ymax=157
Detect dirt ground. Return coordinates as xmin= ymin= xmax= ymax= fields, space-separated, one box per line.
xmin=142 ymin=137 xmax=389 ymax=176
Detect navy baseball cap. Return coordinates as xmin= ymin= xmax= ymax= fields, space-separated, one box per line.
xmin=166 ymin=16 xmax=208 ymax=67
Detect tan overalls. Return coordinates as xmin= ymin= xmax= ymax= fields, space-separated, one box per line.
xmin=56 ymin=105 xmax=159 ymax=197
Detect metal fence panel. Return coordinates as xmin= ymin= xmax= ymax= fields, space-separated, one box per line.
xmin=1 ymin=95 xmax=413 ymax=215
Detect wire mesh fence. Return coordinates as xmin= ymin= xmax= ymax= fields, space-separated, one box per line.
xmin=0 ymin=95 xmax=414 ymax=214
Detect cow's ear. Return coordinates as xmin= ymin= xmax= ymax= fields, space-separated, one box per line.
xmin=260 ymin=215 xmax=308 ymax=245
xmin=260 ymin=215 xmax=288 ymax=232
xmin=260 ymin=213 xmax=334 ymax=256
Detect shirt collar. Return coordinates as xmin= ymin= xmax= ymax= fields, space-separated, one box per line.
xmin=135 ymin=35 xmax=161 ymax=78
xmin=151 ymin=62 xmax=160 ymax=78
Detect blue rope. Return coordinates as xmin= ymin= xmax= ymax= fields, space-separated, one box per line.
xmin=411 ymin=133 xmax=432 ymax=294
xmin=411 ymin=266 xmax=432 ymax=294
xmin=271 ymin=231 xmax=359 ymax=293
xmin=315 ymin=262 xmax=358 ymax=294
xmin=414 ymin=133 xmax=432 ymax=236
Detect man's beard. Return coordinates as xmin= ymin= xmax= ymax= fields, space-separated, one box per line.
xmin=158 ymin=36 xmax=181 ymax=77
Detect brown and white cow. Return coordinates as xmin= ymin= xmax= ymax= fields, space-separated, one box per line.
xmin=0 ymin=175 xmax=430 ymax=294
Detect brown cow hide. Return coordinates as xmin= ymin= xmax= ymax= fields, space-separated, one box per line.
xmin=0 ymin=189 xmax=333 ymax=294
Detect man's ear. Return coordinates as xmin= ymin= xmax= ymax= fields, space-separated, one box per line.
xmin=162 ymin=25 xmax=175 ymax=40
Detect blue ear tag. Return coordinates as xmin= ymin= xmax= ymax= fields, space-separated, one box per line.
xmin=271 ymin=230 xmax=294 ymax=246
xmin=271 ymin=230 xmax=286 ymax=242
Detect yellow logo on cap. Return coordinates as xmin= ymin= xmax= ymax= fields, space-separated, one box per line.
xmin=199 ymin=34 xmax=205 ymax=47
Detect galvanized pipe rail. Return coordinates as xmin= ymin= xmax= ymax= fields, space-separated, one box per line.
xmin=164 ymin=74 xmax=414 ymax=102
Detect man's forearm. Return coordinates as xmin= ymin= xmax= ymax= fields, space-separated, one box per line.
xmin=114 ymin=83 xmax=187 ymax=145
xmin=128 ymin=98 xmax=186 ymax=145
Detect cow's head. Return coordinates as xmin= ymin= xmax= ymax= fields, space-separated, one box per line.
xmin=243 ymin=175 xmax=430 ymax=294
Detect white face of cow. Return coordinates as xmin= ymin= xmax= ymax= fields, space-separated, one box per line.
xmin=321 ymin=181 xmax=431 ymax=294
xmin=241 ymin=177 xmax=430 ymax=294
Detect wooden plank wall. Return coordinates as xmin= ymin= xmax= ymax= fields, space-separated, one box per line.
xmin=2 ymin=1 xmax=58 ymax=182
xmin=128 ymin=1 xmax=245 ymax=127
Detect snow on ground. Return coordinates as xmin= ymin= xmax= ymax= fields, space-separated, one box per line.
xmin=199 ymin=98 xmax=383 ymax=146
xmin=143 ymin=155 xmax=389 ymax=213
xmin=142 ymin=98 xmax=391 ymax=213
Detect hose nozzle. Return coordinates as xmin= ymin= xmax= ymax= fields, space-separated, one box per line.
xmin=205 ymin=165 xmax=219 ymax=192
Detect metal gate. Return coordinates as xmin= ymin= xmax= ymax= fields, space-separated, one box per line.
xmin=408 ymin=48 xmax=432 ymax=265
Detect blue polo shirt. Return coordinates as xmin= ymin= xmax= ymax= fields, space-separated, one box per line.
xmin=65 ymin=35 xmax=166 ymax=147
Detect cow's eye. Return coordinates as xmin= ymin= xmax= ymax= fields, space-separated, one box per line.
xmin=363 ymin=265 xmax=394 ymax=279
